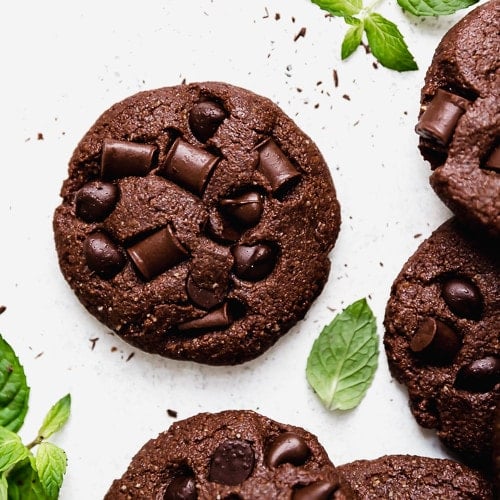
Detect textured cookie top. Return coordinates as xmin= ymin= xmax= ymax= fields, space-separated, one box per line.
xmin=53 ymin=82 xmax=340 ymax=365
xmin=104 ymin=410 xmax=354 ymax=499
xmin=338 ymin=454 xmax=493 ymax=499
xmin=384 ymin=218 xmax=499 ymax=468
xmin=415 ymin=0 xmax=500 ymax=237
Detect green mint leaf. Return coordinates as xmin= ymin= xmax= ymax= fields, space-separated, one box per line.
xmin=0 ymin=427 xmax=29 ymax=473
xmin=363 ymin=13 xmax=418 ymax=71
xmin=306 ymin=298 xmax=379 ymax=410
xmin=0 ymin=473 xmax=8 ymax=499
xmin=6 ymin=457 xmax=48 ymax=500
xmin=311 ymin=0 xmax=363 ymax=17
xmin=38 ymin=394 xmax=71 ymax=441
xmin=397 ymin=0 xmax=478 ymax=16
xmin=0 ymin=334 xmax=30 ymax=432
xmin=35 ymin=442 xmax=67 ymax=500
xmin=341 ymin=18 xmax=364 ymax=59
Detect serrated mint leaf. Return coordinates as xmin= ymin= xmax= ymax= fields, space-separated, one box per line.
xmin=5 ymin=457 xmax=48 ymax=500
xmin=397 ymin=0 xmax=478 ymax=16
xmin=0 ymin=335 xmax=29 ymax=432
xmin=311 ymin=0 xmax=363 ymax=17
xmin=363 ymin=13 xmax=418 ymax=71
xmin=38 ymin=394 xmax=71 ymax=441
xmin=1 ymin=473 xmax=8 ymax=499
xmin=0 ymin=427 xmax=29 ymax=473
xmin=342 ymin=18 xmax=364 ymax=59
xmin=35 ymin=442 xmax=66 ymax=500
xmin=306 ymin=298 xmax=379 ymax=410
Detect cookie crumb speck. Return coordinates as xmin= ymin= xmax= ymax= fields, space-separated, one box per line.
xmin=414 ymin=233 xmax=422 ymax=239
xmin=333 ymin=69 xmax=339 ymax=87
xmin=167 ymin=409 xmax=178 ymax=418
xmin=126 ymin=352 xmax=135 ymax=362
xmin=294 ymin=27 xmax=306 ymax=42
xmin=89 ymin=337 xmax=99 ymax=350
xmin=35 ymin=352 xmax=44 ymax=359
xmin=37 ymin=132 xmax=44 ymax=140
xmin=111 ymin=346 xmax=118 ymax=352
xmin=0 ymin=305 xmax=6 ymax=315
xmin=275 ymin=12 xmax=281 ymax=20
xmin=342 ymin=94 xmax=351 ymax=101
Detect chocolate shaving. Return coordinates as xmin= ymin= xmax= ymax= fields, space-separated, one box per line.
xmin=333 ymin=69 xmax=339 ymax=88
xmin=0 ymin=305 xmax=6 ymax=315
xmin=167 ymin=409 xmax=178 ymax=418
xmin=294 ymin=27 xmax=306 ymax=42
xmin=89 ymin=337 xmax=99 ymax=350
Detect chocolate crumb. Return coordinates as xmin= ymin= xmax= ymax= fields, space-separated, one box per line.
xmin=35 ymin=352 xmax=44 ymax=359
xmin=372 ymin=61 xmax=378 ymax=69
xmin=111 ymin=346 xmax=118 ymax=352
xmin=314 ymin=103 xmax=319 ymax=109
xmin=296 ymin=88 xmax=303 ymax=93
xmin=167 ymin=409 xmax=178 ymax=418
xmin=0 ymin=305 xmax=6 ymax=315
xmin=291 ymin=16 xmax=296 ymax=23
xmin=89 ymin=337 xmax=99 ymax=350
xmin=181 ymin=78 xmax=186 ymax=85
xmin=333 ymin=69 xmax=339 ymax=88
xmin=275 ymin=12 xmax=281 ymax=20
xmin=361 ymin=41 xmax=371 ymax=54
xmin=414 ymin=233 xmax=422 ymax=239
xmin=342 ymin=94 xmax=351 ymax=101
xmin=263 ymin=7 xmax=269 ymax=18
xmin=126 ymin=352 xmax=135 ymax=362
xmin=294 ymin=27 xmax=306 ymax=42
xmin=37 ymin=132 xmax=44 ymax=140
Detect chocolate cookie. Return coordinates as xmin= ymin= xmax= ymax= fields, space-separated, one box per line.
xmin=384 ymin=218 xmax=500 ymax=468
xmin=53 ymin=82 xmax=341 ymax=365
xmin=494 ymin=401 xmax=500 ymax=493
xmin=415 ymin=0 xmax=500 ymax=237
xmin=105 ymin=410 xmax=354 ymax=499
xmin=338 ymin=454 xmax=494 ymax=499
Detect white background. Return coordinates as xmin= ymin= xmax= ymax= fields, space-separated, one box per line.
xmin=0 ymin=0 xmax=482 ymax=498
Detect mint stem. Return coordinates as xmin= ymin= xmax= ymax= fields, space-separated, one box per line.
xmin=26 ymin=435 xmax=43 ymax=450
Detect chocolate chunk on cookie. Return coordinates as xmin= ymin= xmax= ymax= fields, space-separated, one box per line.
xmin=384 ymin=218 xmax=499 ymax=468
xmin=53 ymin=82 xmax=341 ymax=365
xmin=415 ymin=0 xmax=500 ymax=237
xmin=104 ymin=410 xmax=354 ymax=499
xmin=338 ymin=455 xmax=494 ymax=499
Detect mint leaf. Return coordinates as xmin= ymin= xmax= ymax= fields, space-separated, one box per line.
xmin=0 ymin=427 xmax=29 ymax=473
xmin=397 ymin=0 xmax=478 ymax=16
xmin=6 ymin=457 xmax=48 ymax=500
xmin=1 ymin=473 xmax=8 ymax=499
xmin=35 ymin=443 xmax=67 ymax=500
xmin=306 ymin=298 xmax=378 ymax=410
xmin=311 ymin=0 xmax=363 ymax=17
xmin=341 ymin=18 xmax=364 ymax=59
xmin=38 ymin=394 xmax=71 ymax=441
xmin=363 ymin=13 xmax=418 ymax=71
xmin=0 ymin=335 xmax=30 ymax=432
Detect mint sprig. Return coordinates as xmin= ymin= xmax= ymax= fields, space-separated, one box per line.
xmin=306 ymin=298 xmax=378 ymax=410
xmin=0 ymin=333 xmax=70 ymax=499
xmin=397 ymin=0 xmax=478 ymax=16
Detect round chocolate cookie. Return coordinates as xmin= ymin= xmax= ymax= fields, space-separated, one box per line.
xmin=53 ymin=82 xmax=341 ymax=365
xmin=104 ymin=410 xmax=354 ymax=499
xmin=415 ymin=0 xmax=500 ymax=237
xmin=338 ymin=454 xmax=494 ymax=499
xmin=384 ymin=218 xmax=500 ymax=468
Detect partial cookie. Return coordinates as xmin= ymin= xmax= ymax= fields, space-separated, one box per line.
xmin=105 ymin=410 xmax=354 ymax=499
xmin=384 ymin=218 xmax=499 ymax=468
xmin=494 ymin=401 xmax=500 ymax=494
xmin=415 ymin=0 xmax=500 ymax=237
xmin=53 ymin=82 xmax=341 ymax=365
xmin=338 ymin=454 xmax=493 ymax=499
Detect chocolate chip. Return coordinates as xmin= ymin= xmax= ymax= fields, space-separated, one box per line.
xmin=454 ymin=356 xmax=500 ymax=393
xmin=219 ymin=192 xmax=264 ymax=228
xmin=410 ymin=317 xmax=461 ymax=364
xmin=206 ymin=213 xmax=241 ymax=243
xmin=163 ymin=476 xmax=197 ymax=500
xmin=178 ymin=302 xmax=234 ymax=332
xmin=415 ymin=89 xmax=470 ymax=146
xmin=75 ymin=181 xmax=119 ymax=222
xmin=209 ymin=439 xmax=254 ymax=486
xmin=292 ymin=480 xmax=339 ymax=500
xmin=127 ymin=225 xmax=188 ymax=281
xmin=83 ymin=231 xmax=126 ymax=279
xmin=101 ymin=139 xmax=158 ymax=180
xmin=442 ymin=277 xmax=482 ymax=319
xmin=186 ymin=272 xmax=227 ymax=310
xmin=484 ymin=145 xmax=500 ymax=172
xmin=159 ymin=138 xmax=219 ymax=195
xmin=265 ymin=432 xmax=310 ymax=468
xmin=232 ymin=243 xmax=277 ymax=281
xmin=189 ymin=100 xmax=226 ymax=142
xmin=257 ymin=138 xmax=301 ymax=195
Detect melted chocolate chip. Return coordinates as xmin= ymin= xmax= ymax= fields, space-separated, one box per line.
xmin=220 ymin=192 xmax=264 ymax=228
xmin=163 ymin=476 xmax=197 ymax=500
xmin=410 ymin=317 xmax=461 ymax=364
xmin=101 ymin=139 xmax=158 ymax=180
xmin=75 ymin=181 xmax=119 ymax=222
xmin=442 ymin=277 xmax=482 ymax=319
xmin=292 ymin=480 xmax=339 ymax=500
xmin=178 ymin=302 xmax=235 ymax=332
xmin=209 ymin=439 xmax=254 ymax=486
xmin=127 ymin=225 xmax=188 ymax=281
xmin=232 ymin=243 xmax=277 ymax=281
xmin=454 ymin=356 xmax=500 ymax=393
xmin=189 ymin=100 xmax=226 ymax=142
xmin=206 ymin=213 xmax=241 ymax=243
xmin=186 ymin=271 xmax=227 ymax=310
xmin=83 ymin=231 xmax=126 ymax=279
xmin=265 ymin=432 xmax=310 ymax=468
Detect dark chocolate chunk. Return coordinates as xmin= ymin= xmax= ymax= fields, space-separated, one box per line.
xmin=101 ymin=139 xmax=158 ymax=180
xmin=442 ymin=277 xmax=482 ymax=319
xmin=75 ymin=181 xmax=119 ymax=222
xmin=484 ymin=145 xmax=500 ymax=172
xmin=186 ymin=271 xmax=227 ymax=310
xmin=163 ymin=476 xmax=197 ymax=500
xmin=292 ymin=480 xmax=339 ymax=500
xmin=232 ymin=243 xmax=277 ymax=281
xmin=83 ymin=231 xmax=126 ymax=279
xmin=219 ymin=192 xmax=264 ymax=228
xmin=415 ymin=89 xmax=470 ymax=146
xmin=160 ymin=138 xmax=219 ymax=195
xmin=410 ymin=317 xmax=461 ymax=363
xmin=454 ymin=356 xmax=500 ymax=392
xmin=265 ymin=432 xmax=310 ymax=468
xmin=127 ymin=225 xmax=188 ymax=281
xmin=177 ymin=302 xmax=234 ymax=331
xmin=189 ymin=100 xmax=226 ymax=142
xmin=206 ymin=213 xmax=240 ymax=243
xmin=257 ymin=138 xmax=301 ymax=194
xmin=208 ymin=439 xmax=254 ymax=486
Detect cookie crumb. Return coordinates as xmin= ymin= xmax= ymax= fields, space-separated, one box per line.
xmin=294 ymin=27 xmax=306 ymax=42
xmin=111 ymin=346 xmax=118 ymax=352
xmin=372 ymin=61 xmax=379 ymax=69
xmin=126 ymin=352 xmax=135 ymax=362
xmin=35 ymin=351 xmax=44 ymax=359
xmin=89 ymin=337 xmax=99 ymax=350
xmin=342 ymin=94 xmax=351 ymax=101
xmin=414 ymin=233 xmax=422 ymax=239
xmin=275 ymin=12 xmax=281 ymax=20
xmin=37 ymin=132 xmax=44 ymax=140
xmin=0 ymin=305 xmax=6 ymax=315
xmin=333 ymin=69 xmax=339 ymax=88
xmin=167 ymin=409 xmax=178 ymax=418
xmin=263 ymin=7 xmax=269 ymax=18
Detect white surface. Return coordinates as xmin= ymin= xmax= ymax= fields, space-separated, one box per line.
xmin=0 ymin=0 xmax=481 ymax=498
